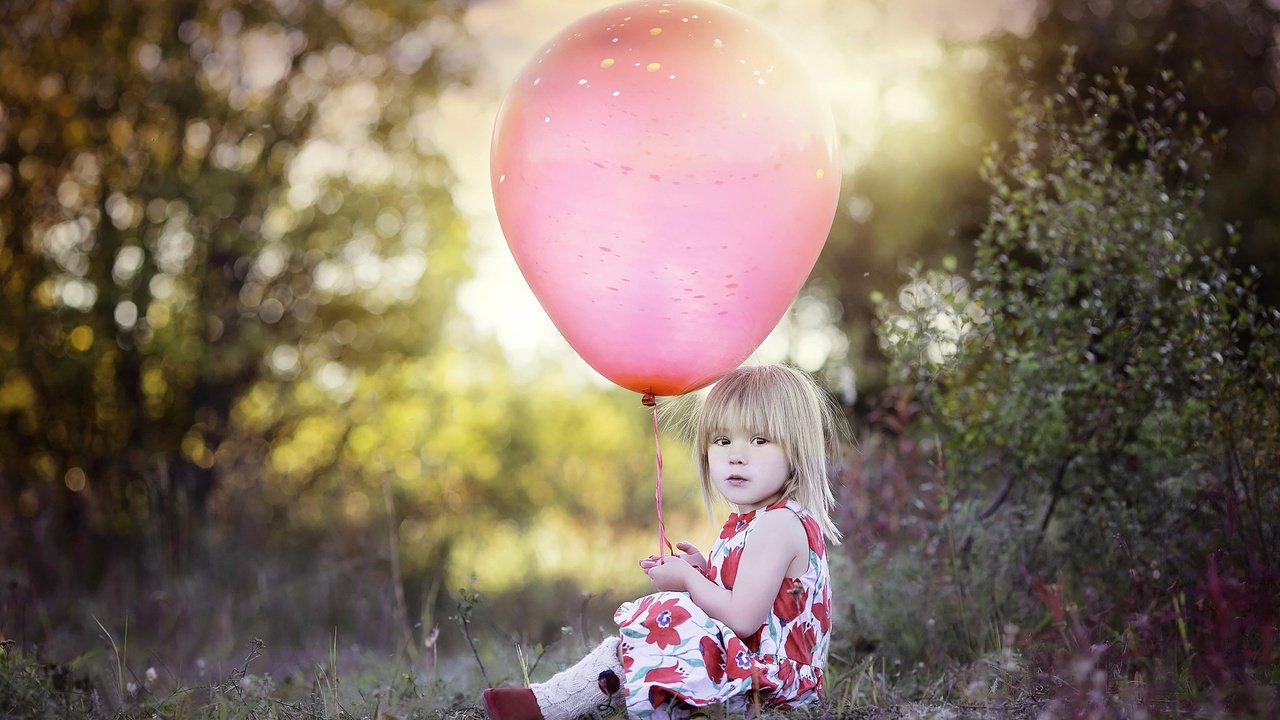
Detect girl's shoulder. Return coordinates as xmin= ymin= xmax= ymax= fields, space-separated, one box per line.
xmin=749 ymin=501 xmax=808 ymax=546
xmin=766 ymin=499 xmax=826 ymax=557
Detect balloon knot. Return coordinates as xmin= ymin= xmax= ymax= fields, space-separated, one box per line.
xmin=641 ymin=392 xmax=657 ymax=407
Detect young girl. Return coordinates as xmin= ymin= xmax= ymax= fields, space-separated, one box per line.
xmin=484 ymin=364 xmax=843 ymax=719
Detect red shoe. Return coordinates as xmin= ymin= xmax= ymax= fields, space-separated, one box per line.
xmin=482 ymin=687 xmax=544 ymax=720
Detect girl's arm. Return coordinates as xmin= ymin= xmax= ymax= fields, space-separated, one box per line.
xmin=646 ymin=510 xmax=806 ymax=638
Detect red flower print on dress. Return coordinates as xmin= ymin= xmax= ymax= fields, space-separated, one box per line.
xmin=643 ymin=598 xmax=692 ymax=649
xmin=812 ymin=598 xmax=831 ymax=633
xmin=621 ymin=595 xmax=655 ymax=626
xmin=773 ymin=577 xmax=808 ymax=624
xmin=648 ymin=686 xmax=673 ymax=708
xmin=776 ymin=659 xmax=797 ymax=690
xmin=620 ymin=643 xmax=635 ymax=674
xmin=720 ymin=546 xmax=744 ymax=589
xmin=802 ymin=516 xmax=825 ymax=559
xmin=724 ymin=637 xmax=755 ymax=680
xmin=784 ymin=621 xmax=817 ymax=665
xmin=705 ymin=563 xmax=719 ymax=584
xmin=796 ymin=671 xmax=820 ymax=697
xmin=751 ymin=664 xmax=780 ymax=694
xmin=643 ymin=662 xmax=686 ymax=686
xmin=720 ymin=512 xmax=754 ymax=540
xmin=699 ymin=637 xmax=725 ymax=684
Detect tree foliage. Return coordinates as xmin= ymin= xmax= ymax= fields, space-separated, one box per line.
xmin=0 ymin=0 xmax=471 ymax=587
xmin=819 ymin=2 xmax=1280 ymax=402
xmin=876 ymin=52 xmax=1279 ymax=685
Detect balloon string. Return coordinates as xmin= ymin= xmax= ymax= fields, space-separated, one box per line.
xmin=642 ymin=393 xmax=674 ymax=558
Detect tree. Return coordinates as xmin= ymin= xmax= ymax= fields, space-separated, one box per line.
xmin=877 ymin=52 xmax=1279 ymax=664
xmin=816 ymin=1 xmax=1280 ymax=402
xmin=0 ymin=0 xmax=472 ymax=591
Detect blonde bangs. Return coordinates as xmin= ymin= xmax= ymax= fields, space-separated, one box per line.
xmin=697 ymin=373 xmax=793 ymax=453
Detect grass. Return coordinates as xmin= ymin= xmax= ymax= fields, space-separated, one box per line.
xmin=0 ymin=628 xmax=1069 ymax=720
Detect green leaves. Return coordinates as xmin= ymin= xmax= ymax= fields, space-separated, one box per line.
xmin=875 ymin=54 xmax=1279 ymax=585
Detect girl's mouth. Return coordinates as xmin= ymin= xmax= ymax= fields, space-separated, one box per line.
xmin=727 ymin=475 xmax=747 ymax=486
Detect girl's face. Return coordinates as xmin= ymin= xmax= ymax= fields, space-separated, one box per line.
xmin=707 ymin=429 xmax=791 ymax=513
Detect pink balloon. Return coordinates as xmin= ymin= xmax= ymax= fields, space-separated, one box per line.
xmin=491 ymin=0 xmax=840 ymax=396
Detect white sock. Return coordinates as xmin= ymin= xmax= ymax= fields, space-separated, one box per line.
xmin=531 ymin=636 xmax=624 ymax=720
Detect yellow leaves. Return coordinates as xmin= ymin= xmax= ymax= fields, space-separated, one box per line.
xmin=0 ymin=371 xmax=36 ymax=412
xmin=342 ymin=491 xmax=371 ymax=524
xmin=349 ymin=424 xmax=379 ymax=457
xmin=393 ymin=454 xmax=421 ymax=482
xmin=233 ymin=384 xmax=281 ymax=433
xmin=230 ymin=341 xmax=710 ymax=594
xmin=141 ymin=365 xmax=168 ymax=414
xmin=451 ymin=511 xmax=670 ymax=595
xmin=271 ymin=414 xmax=345 ymax=477
xmin=109 ymin=116 xmax=135 ymax=151
xmin=68 ymin=325 xmax=94 ymax=351
xmin=181 ymin=430 xmax=215 ymax=469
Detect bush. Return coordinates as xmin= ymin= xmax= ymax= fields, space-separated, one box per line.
xmin=873 ymin=49 xmax=1279 ymax=712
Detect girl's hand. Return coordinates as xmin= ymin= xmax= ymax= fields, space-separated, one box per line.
xmin=645 ymin=556 xmax=695 ymax=592
xmin=675 ymin=541 xmax=707 ymax=572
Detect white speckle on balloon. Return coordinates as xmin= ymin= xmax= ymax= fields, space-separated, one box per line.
xmin=658 ymin=8 xmax=670 ymax=13
xmin=533 ymin=77 xmax=541 ymax=85
xmin=578 ymin=78 xmax=588 ymax=86
xmin=758 ymin=78 xmax=766 ymax=85
xmin=650 ymin=27 xmax=662 ymax=35
xmin=669 ymin=74 xmax=676 ymax=80
xmin=498 ymin=175 xmax=505 ymax=183
xmin=612 ymin=90 xmax=621 ymax=96
xmin=646 ymin=62 xmax=661 ymax=72
xmin=600 ymin=58 xmax=615 ymax=68
xmin=544 ymin=116 xmax=551 ymax=123
xmin=817 ymin=169 xmax=825 ymax=178
xmin=612 ymin=37 xmax=620 ymax=43
xmin=714 ymin=38 xmax=723 ymax=49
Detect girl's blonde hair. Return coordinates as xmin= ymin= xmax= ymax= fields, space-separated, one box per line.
xmin=693 ymin=364 xmax=845 ymax=544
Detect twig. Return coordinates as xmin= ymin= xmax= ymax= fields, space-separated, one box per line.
xmin=90 ymin=615 xmax=125 ymax=702
xmin=371 ymin=392 xmax=418 ymax=661
xmin=458 ymin=601 xmax=491 ymax=688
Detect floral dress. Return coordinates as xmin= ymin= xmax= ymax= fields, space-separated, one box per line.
xmin=614 ymin=499 xmax=831 ymax=719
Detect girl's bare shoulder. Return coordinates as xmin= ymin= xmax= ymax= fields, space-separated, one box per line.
xmin=751 ymin=506 xmax=807 ymax=548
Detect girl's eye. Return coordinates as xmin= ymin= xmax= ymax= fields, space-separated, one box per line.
xmin=713 ymin=437 xmax=729 ymax=446
xmin=751 ymin=436 xmax=768 ymax=445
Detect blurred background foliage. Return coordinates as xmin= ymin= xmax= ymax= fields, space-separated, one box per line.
xmin=1 ymin=0 xmax=1278 ymax=715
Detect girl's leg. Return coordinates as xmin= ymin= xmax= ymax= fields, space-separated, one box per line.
xmin=483 ymin=636 xmax=624 ymax=720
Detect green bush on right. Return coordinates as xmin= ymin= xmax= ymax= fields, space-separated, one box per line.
xmin=867 ymin=48 xmax=1279 ymax=712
